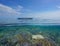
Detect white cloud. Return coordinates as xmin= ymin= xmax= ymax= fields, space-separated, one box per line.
xmin=30 ymin=10 xmax=60 ymax=19
xmin=0 ymin=4 xmax=23 ymax=15
xmin=0 ymin=3 xmax=60 ymax=24
xmin=56 ymin=6 xmax=60 ymax=9
xmin=29 ymin=10 xmax=60 ymax=23
xmin=0 ymin=4 xmax=23 ymax=23
xmin=15 ymin=5 xmax=23 ymax=12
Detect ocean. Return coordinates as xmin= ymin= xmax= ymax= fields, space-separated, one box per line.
xmin=0 ymin=25 xmax=60 ymax=46
xmin=0 ymin=25 xmax=60 ymax=33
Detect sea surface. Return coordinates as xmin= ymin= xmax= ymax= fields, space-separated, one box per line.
xmin=0 ymin=25 xmax=60 ymax=33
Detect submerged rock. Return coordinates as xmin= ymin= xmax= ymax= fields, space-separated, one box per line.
xmin=32 ymin=35 xmax=44 ymax=40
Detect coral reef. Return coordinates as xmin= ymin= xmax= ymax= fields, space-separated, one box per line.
xmin=0 ymin=31 xmax=56 ymax=46
xmin=0 ymin=26 xmax=59 ymax=46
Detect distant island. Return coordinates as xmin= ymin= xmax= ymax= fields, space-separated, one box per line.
xmin=17 ymin=18 xmax=33 ymax=20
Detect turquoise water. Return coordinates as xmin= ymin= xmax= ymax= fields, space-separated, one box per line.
xmin=0 ymin=25 xmax=60 ymax=33
xmin=0 ymin=25 xmax=60 ymax=46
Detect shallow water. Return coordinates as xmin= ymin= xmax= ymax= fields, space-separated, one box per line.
xmin=0 ymin=25 xmax=60 ymax=46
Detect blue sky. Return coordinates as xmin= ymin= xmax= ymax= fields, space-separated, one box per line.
xmin=0 ymin=0 xmax=60 ymax=24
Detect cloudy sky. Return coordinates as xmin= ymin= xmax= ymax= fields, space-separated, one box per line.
xmin=0 ymin=0 xmax=60 ymax=24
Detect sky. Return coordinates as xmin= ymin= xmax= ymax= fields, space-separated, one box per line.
xmin=0 ymin=0 xmax=60 ymax=24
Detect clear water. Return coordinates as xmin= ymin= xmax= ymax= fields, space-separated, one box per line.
xmin=0 ymin=25 xmax=60 ymax=46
